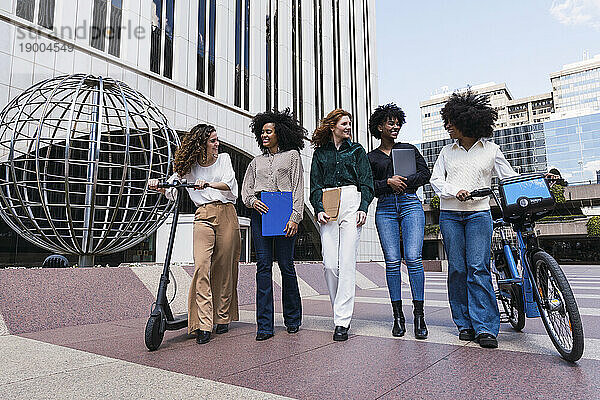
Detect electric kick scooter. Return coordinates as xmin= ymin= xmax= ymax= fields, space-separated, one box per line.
xmin=145 ymin=179 xmax=196 ymax=351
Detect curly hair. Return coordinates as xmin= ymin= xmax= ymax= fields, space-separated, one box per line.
xmin=368 ymin=103 xmax=406 ymax=139
xmin=440 ymin=91 xmax=498 ymax=139
xmin=250 ymin=108 xmax=307 ymax=153
xmin=173 ymin=124 xmax=215 ymax=176
xmin=311 ymin=108 xmax=352 ymax=148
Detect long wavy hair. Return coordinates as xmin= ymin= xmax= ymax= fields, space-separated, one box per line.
xmin=311 ymin=108 xmax=352 ymax=148
xmin=173 ymin=124 xmax=215 ymax=176
xmin=250 ymin=108 xmax=307 ymax=153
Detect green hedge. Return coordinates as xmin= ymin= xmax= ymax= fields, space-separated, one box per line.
xmin=430 ymin=195 xmax=440 ymax=210
xmin=424 ymin=224 xmax=440 ymax=237
xmin=398 ymin=224 xmax=440 ymax=238
xmin=588 ymin=216 xmax=600 ymax=237
xmin=550 ymin=184 xmax=566 ymax=203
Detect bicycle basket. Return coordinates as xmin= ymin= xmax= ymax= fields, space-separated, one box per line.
xmin=499 ymin=173 xmax=555 ymax=221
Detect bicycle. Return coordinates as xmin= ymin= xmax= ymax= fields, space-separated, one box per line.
xmin=468 ymin=173 xmax=584 ymax=362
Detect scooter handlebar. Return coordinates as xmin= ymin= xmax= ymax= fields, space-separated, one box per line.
xmin=156 ymin=179 xmax=197 ymax=189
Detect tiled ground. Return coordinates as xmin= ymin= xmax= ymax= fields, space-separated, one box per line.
xmin=1 ymin=263 xmax=599 ymax=399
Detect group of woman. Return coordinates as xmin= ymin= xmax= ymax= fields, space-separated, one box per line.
xmin=149 ymin=91 xmax=518 ymax=349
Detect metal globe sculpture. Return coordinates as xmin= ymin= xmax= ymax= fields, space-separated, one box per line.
xmin=0 ymin=74 xmax=180 ymax=266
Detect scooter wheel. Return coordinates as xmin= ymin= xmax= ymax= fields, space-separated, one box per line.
xmin=145 ymin=315 xmax=164 ymax=351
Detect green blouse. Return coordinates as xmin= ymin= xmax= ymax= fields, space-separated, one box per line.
xmin=309 ymin=139 xmax=374 ymax=214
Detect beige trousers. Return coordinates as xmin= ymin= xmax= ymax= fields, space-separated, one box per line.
xmin=188 ymin=202 xmax=241 ymax=333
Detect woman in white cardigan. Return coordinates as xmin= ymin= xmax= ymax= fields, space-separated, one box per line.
xmin=430 ymin=91 xmax=517 ymax=349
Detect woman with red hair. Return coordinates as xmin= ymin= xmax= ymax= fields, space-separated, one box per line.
xmin=309 ymin=109 xmax=374 ymax=341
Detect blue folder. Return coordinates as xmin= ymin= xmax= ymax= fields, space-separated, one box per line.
xmin=261 ymin=191 xmax=293 ymax=236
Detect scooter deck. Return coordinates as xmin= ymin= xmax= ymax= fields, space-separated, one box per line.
xmin=165 ymin=314 xmax=188 ymax=331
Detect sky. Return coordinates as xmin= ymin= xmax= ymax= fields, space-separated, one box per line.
xmin=375 ymin=0 xmax=600 ymax=145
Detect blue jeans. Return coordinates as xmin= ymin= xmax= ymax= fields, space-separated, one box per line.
xmin=375 ymin=193 xmax=425 ymax=302
xmin=439 ymin=210 xmax=500 ymax=336
xmin=251 ymin=210 xmax=302 ymax=334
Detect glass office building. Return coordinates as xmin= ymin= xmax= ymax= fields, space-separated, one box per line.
xmin=544 ymin=112 xmax=600 ymax=184
xmin=551 ymin=56 xmax=600 ymax=113
xmin=420 ymin=122 xmax=548 ymax=202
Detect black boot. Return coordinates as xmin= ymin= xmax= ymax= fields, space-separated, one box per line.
xmin=391 ymin=300 xmax=406 ymax=337
xmin=413 ymin=300 xmax=428 ymax=340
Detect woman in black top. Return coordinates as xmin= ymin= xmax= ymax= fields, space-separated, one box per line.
xmin=367 ymin=103 xmax=431 ymax=339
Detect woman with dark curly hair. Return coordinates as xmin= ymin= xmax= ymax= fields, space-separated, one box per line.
xmin=309 ymin=108 xmax=374 ymax=341
xmin=149 ymin=124 xmax=240 ymax=345
xmin=241 ymin=109 xmax=306 ymax=341
xmin=430 ymin=91 xmax=517 ymax=349
xmin=367 ymin=103 xmax=430 ymax=339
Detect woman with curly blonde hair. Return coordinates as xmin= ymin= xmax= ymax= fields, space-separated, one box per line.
xmin=309 ymin=109 xmax=374 ymax=341
xmin=149 ymin=124 xmax=240 ymax=345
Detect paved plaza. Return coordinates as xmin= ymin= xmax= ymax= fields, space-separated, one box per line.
xmin=0 ymin=263 xmax=599 ymax=399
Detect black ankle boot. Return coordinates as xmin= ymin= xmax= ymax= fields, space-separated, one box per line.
xmin=391 ymin=300 xmax=406 ymax=337
xmin=413 ymin=300 xmax=428 ymax=339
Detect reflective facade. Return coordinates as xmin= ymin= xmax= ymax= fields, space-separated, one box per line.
xmin=544 ymin=112 xmax=600 ymax=184
xmin=551 ymin=56 xmax=600 ymax=113
xmin=420 ymin=122 xmax=548 ymax=202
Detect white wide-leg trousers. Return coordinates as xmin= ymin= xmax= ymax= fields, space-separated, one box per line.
xmin=319 ymin=185 xmax=362 ymax=328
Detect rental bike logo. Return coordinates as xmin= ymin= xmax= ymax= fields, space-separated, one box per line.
xmin=16 ymin=21 xmax=147 ymax=53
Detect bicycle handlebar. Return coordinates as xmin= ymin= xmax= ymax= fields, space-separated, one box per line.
xmin=466 ymin=188 xmax=493 ymax=199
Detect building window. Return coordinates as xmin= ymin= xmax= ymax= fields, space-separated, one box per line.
xmin=107 ymin=0 xmax=123 ymax=57
xmin=266 ymin=9 xmax=271 ymax=111
xmin=163 ymin=0 xmax=175 ymax=79
xmin=38 ymin=0 xmax=55 ymax=29
xmin=90 ymin=0 xmax=108 ymax=51
xmin=291 ymin=0 xmax=298 ymax=119
xmin=90 ymin=0 xmax=122 ymax=57
xmin=266 ymin=0 xmax=278 ymax=111
xmin=243 ymin=0 xmax=250 ymax=111
xmin=16 ymin=0 xmax=55 ymax=29
xmin=150 ymin=0 xmax=175 ymax=79
xmin=150 ymin=0 xmax=163 ymax=74
xmin=208 ymin=0 xmax=216 ymax=96
xmin=197 ymin=0 xmax=207 ymax=92
xmin=313 ymin=0 xmax=321 ymax=123
xmin=331 ymin=0 xmax=339 ymax=108
xmin=234 ymin=0 xmax=242 ymax=107
xmin=273 ymin=1 xmax=279 ymax=110
xmin=16 ymin=0 xmax=35 ymax=22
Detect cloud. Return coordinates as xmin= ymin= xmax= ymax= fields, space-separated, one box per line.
xmin=583 ymin=159 xmax=600 ymax=173
xmin=550 ymin=0 xmax=600 ymax=30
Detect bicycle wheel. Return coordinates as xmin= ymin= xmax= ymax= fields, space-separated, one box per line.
xmin=507 ymin=285 xmax=525 ymax=331
xmin=531 ymin=251 xmax=584 ymax=362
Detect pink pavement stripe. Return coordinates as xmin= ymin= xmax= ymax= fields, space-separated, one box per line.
xmin=380 ymin=346 xmax=600 ymax=399
xmin=17 ymin=318 xmax=599 ymax=400
xmin=0 ymin=267 xmax=154 ymax=334
xmin=183 ymin=263 xmax=282 ymax=305
xmin=293 ymin=263 xmax=329 ymax=295
xmin=355 ymin=262 xmax=388 ymax=287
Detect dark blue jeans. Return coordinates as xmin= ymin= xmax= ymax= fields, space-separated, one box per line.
xmin=251 ymin=210 xmax=302 ymax=334
xmin=439 ymin=210 xmax=500 ymax=336
xmin=375 ymin=193 xmax=425 ymax=302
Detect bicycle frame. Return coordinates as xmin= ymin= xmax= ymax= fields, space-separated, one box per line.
xmin=490 ymin=190 xmax=542 ymax=319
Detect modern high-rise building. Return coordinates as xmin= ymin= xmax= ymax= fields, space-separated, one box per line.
xmin=544 ymin=111 xmax=600 ymax=184
xmin=0 ymin=0 xmax=381 ymax=265
xmin=506 ymin=93 xmax=553 ymax=126
xmin=420 ymin=82 xmax=512 ymax=142
xmin=551 ymin=54 xmax=600 ymax=114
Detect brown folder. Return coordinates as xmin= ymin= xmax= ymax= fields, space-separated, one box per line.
xmin=322 ymin=188 xmax=341 ymax=221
